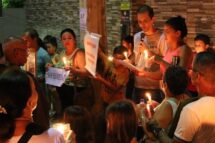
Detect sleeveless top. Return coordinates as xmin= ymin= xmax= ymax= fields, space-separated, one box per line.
xmin=54 ymin=48 xmax=88 ymax=87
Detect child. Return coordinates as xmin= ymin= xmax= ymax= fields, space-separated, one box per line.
xmin=194 ymin=34 xmax=211 ymax=53
xmin=96 ymin=46 xmax=130 ymax=106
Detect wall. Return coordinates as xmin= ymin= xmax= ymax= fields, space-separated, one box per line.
xmin=25 ymin=0 xmax=80 ymax=48
xmin=144 ymin=0 xmax=215 ymax=49
xmin=0 ymin=8 xmax=27 ymax=42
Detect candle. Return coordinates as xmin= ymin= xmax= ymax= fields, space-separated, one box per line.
xmin=108 ymin=56 xmax=113 ymax=61
xmin=144 ymin=50 xmax=149 ymax=68
xmin=146 ymin=104 xmax=152 ymax=119
xmin=123 ymin=51 xmax=128 ymax=59
xmin=52 ymin=123 xmax=72 ymax=142
xmin=146 ymin=92 xmax=152 ymax=103
xmin=62 ymin=57 xmax=68 ymax=66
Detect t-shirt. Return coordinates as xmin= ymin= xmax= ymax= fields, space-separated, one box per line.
xmin=8 ymin=128 xmax=65 ymax=143
xmin=100 ymin=59 xmax=129 ymax=104
xmin=133 ymin=30 xmax=167 ymax=89
xmin=174 ymin=96 xmax=215 ymax=143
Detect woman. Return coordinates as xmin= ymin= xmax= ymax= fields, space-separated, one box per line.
xmin=54 ymin=28 xmax=94 ymax=112
xmin=0 ymin=67 xmax=64 ymax=143
xmin=105 ymin=100 xmax=138 ymax=143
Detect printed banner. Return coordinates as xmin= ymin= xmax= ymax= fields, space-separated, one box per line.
xmin=84 ymin=32 xmax=101 ymax=77
xmin=45 ymin=67 xmax=70 ymax=87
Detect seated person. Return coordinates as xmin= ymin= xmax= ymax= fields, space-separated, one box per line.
xmin=0 ymin=67 xmax=64 ymax=143
xmin=138 ymin=66 xmax=189 ymax=142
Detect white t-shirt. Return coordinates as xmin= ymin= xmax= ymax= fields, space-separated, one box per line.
xmin=8 ymin=128 xmax=65 ymax=143
xmin=174 ymin=96 xmax=215 ymax=143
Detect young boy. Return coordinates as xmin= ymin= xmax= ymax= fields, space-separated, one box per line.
xmin=194 ymin=34 xmax=210 ymax=53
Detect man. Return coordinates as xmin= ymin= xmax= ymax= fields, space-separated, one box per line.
xmin=173 ymin=51 xmax=215 ymax=143
xmin=133 ymin=4 xmax=167 ymax=103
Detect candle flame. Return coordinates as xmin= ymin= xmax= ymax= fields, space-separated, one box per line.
xmin=146 ymin=92 xmax=151 ymax=102
xmin=146 ymin=104 xmax=150 ymax=110
xmin=53 ymin=123 xmax=66 ymax=134
xmin=144 ymin=50 xmax=148 ymax=59
xmin=108 ymin=56 xmax=113 ymax=61
xmin=123 ymin=52 xmax=128 ymax=59
xmin=62 ymin=57 xmax=67 ymax=66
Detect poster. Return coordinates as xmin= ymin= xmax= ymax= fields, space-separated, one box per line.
xmin=84 ymin=32 xmax=101 ymax=77
xmin=45 ymin=67 xmax=70 ymax=87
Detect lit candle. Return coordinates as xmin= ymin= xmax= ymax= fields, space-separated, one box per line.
xmin=144 ymin=50 xmax=149 ymax=68
xmin=123 ymin=51 xmax=128 ymax=59
xmin=146 ymin=104 xmax=152 ymax=119
xmin=62 ymin=57 xmax=68 ymax=66
xmin=108 ymin=56 xmax=113 ymax=62
xmin=52 ymin=123 xmax=72 ymax=142
xmin=146 ymin=92 xmax=152 ymax=103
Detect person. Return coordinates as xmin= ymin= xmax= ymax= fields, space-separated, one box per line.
xmin=0 ymin=43 xmax=6 ymax=72
xmin=0 ymin=67 xmax=65 ymax=143
xmin=133 ymin=4 xmax=167 ymax=104
xmin=2 ymin=37 xmax=28 ymax=67
xmin=63 ymin=106 xmax=95 ymax=143
xmin=52 ymin=28 xmax=94 ymax=112
xmin=122 ymin=35 xmax=135 ymax=100
xmin=43 ymin=35 xmax=62 ymax=118
xmin=144 ymin=51 xmax=215 ymax=143
xmin=173 ymin=51 xmax=215 ymax=143
xmin=96 ymin=45 xmax=129 ymax=106
xmin=139 ymin=66 xmax=189 ymax=142
xmin=194 ymin=34 xmax=212 ymax=53
xmin=105 ymin=100 xmax=138 ymax=143
xmin=153 ymin=16 xmax=193 ymax=72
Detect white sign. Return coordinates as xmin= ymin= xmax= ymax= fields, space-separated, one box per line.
xmin=45 ymin=67 xmax=70 ymax=87
xmin=84 ymin=32 xmax=101 ymax=77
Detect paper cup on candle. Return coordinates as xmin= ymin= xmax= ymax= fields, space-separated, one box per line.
xmin=144 ymin=50 xmax=149 ymax=68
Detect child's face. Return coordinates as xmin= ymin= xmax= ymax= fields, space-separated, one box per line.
xmin=46 ymin=43 xmax=56 ymax=55
xmin=122 ymin=40 xmax=131 ymax=50
xmin=113 ymin=54 xmax=125 ymax=67
xmin=194 ymin=40 xmax=208 ymax=53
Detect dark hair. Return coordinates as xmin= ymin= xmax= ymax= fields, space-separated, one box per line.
xmin=44 ymin=36 xmax=58 ymax=49
xmin=105 ymin=100 xmax=137 ymax=143
xmin=64 ymin=106 xmax=95 ymax=143
xmin=137 ymin=4 xmax=154 ymax=19
xmin=24 ymin=28 xmax=44 ymax=48
xmin=60 ymin=28 xmax=76 ymax=40
xmin=193 ymin=51 xmax=215 ymax=82
xmin=0 ymin=67 xmax=32 ymax=140
xmin=163 ymin=66 xmax=189 ymax=95
xmin=113 ymin=45 xmax=128 ymax=55
xmin=122 ymin=35 xmax=134 ymax=47
xmin=194 ymin=34 xmax=210 ymax=45
xmin=165 ymin=16 xmax=187 ymax=40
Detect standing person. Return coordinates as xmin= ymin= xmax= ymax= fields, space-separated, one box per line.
xmin=105 ymin=100 xmax=138 ymax=143
xmin=133 ymin=4 xmax=167 ymax=104
xmin=22 ymin=29 xmax=50 ymax=128
xmin=0 ymin=67 xmax=65 ymax=143
xmin=122 ymin=35 xmax=135 ymax=99
xmin=52 ymin=28 xmax=94 ymax=112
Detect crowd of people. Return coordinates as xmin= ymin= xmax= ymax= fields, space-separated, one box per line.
xmin=0 ymin=4 xmax=215 ymax=143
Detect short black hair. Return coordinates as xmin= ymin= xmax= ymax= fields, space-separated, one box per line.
xmin=137 ymin=4 xmax=154 ymax=19
xmin=163 ymin=66 xmax=189 ymax=95
xmin=113 ymin=45 xmax=128 ymax=55
xmin=165 ymin=16 xmax=187 ymax=40
xmin=44 ymin=36 xmax=58 ymax=48
xmin=194 ymin=34 xmax=210 ymax=45
xmin=122 ymin=35 xmax=134 ymax=47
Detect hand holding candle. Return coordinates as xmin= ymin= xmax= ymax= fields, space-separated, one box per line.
xmin=52 ymin=123 xmax=73 ymax=142
xmin=144 ymin=50 xmax=149 ymax=68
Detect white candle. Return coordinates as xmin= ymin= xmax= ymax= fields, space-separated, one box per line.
xmin=123 ymin=51 xmax=128 ymax=59
xmin=146 ymin=104 xmax=152 ymax=119
xmin=144 ymin=50 xmax=149 ymax=68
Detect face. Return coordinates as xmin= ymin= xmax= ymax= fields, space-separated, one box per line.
xmin=194 ymin=40 xmax=208 ymax=53
xmin=122 ymin=40 xmax=132 ymax=50
xmin=61 ymin=32 xmax=76 ymax=50
xmin=164 ymin=24 xmax=180 ymax=45
xmin=22 ymin=32 xmax=37 ymax=50
xmin=137 ymin=12 xmax=154 ymax=33
xmin=46 ymin=43 xmax=56 ymax=55
xmin=14 ymin=41 xmax=28 ymax=66
xmin=113 ymin=53 xmax=125 ymax=67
